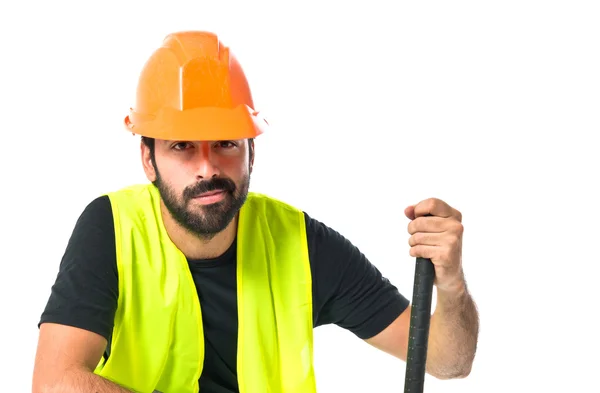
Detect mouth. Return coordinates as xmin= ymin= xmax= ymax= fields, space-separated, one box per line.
xmin=197 ymin=190 xmax=224 ymax=197
xmin=192 ymin=190 xmax=227 ymax=205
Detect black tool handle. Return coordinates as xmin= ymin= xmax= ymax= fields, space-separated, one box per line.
xmin=404 ymin=216 xmax=436 ymax=393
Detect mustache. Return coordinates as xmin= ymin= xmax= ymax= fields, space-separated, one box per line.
xmin=183 ymin=177 xmax=236 ymax=200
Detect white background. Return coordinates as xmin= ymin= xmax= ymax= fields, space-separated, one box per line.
xmin=1 ymin=1 xmax=599 ymax=392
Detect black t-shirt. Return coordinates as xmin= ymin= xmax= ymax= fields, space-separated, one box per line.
xmin=39 ymin=195 xmax=410 ymax=393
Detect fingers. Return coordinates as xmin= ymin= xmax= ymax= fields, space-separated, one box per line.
xmin=408 ymin=231 xmax=443 ymax=247
xmin=408 ymin=230 xmax=461 ymax=254
xmin=408 ymin=216 xmax=459 ymax=235
xmin=407 ymin=215 xmax=464 ymax=262
xmin=409 ymin=245 xmax=439 ymax=259
xmin=409 ymin=243 xmax=458 ymax=263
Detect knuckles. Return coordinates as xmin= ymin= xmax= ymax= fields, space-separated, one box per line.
xmin=453 ymin=222 xmax=464 ymax=236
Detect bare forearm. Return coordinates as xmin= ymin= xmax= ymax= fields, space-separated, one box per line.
xmin=35 ymin=368 xmax=133 ymax=393
xmin=427 ymin=281 xmax=479 ymax=379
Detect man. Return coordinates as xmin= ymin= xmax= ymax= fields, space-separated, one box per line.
xmin=32 ymin=31 xmax=479 ymax=393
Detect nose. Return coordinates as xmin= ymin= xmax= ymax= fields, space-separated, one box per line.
xmin=194 ymin=142 xmax=220 ymax=179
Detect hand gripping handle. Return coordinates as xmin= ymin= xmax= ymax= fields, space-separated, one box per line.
xmin=404 ymin=215 xmax=435 ymax=393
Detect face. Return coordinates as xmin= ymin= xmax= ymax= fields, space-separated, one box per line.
xmin=143 ymin=139 xmax=253 ymax=240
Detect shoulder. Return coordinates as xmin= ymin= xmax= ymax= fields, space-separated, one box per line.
xmin=246 ymin=192 xmax=303 ymax=215
xmin=69 ymin=195 xmax=114 ymax=238
xmin=67 ymin=194 xmax=116 ymax=258
xmin=302 ymin=211 xmax=357 ymax=257
xmin=81 ymin=194 xmax=112 ymax=217
xmin=243 ymin=193 xmax=308 ymax=233
xmin=301 ymin=210 xmax=367 ymax=289
xmin=38 ymin=194 xmax=119 ymax=340
xmin=244 ymin=194 xmax=352 ymax=248
xmin=59 ymin=195 xmax=116 ymax=277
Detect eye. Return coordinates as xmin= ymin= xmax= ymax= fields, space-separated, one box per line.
xmin=215 ymin=141 xmax=237 ymax=149
xmin=171 ymin=142 xmax=191 ymax=151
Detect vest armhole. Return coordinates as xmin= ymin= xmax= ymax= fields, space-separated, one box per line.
xmin=104 ymin=192 xmax=125 ymax=362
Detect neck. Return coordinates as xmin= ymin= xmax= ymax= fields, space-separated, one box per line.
xmin=159 ymin=200 xmax=238 ymax=260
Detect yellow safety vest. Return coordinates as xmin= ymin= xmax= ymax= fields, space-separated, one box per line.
xmin=93 ymin=183 xmax=316 ymax=393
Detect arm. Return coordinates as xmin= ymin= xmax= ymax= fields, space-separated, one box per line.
xmin=32 ymin=323 xmax=133 ymax=392
xmin=32 ymin=196 xmax=130 ymax=392
xmin=305 ymin=213 xmax=410 ymax=341
xmin=305 ymin=210 xmax=478 ymax=378
xmin=365 ymin=198 xmax=479 ymax=379
xmin=365 ymin=278 xmax=479 ymax=379
xmin=427 ymin=280 xmax=479 ymax=378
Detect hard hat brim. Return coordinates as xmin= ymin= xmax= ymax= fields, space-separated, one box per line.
xmin=124 ymin=104 xmax=267 ymax=141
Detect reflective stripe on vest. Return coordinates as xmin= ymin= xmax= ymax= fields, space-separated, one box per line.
xmin=93 ymin=183 xmax=316 ymax=393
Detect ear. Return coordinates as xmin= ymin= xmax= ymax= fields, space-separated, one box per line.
xmin=141 ymin=141 xmax=157 ymax=182
xmin=249 ymin=138 xmax=255 ymax=172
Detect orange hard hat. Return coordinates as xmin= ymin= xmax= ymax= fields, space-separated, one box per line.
xmin=124 ymin=31 xmax=268 ymax=141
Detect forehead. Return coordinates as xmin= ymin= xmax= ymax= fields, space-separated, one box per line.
xmin=155 ymin=139 xmax=247 ymax=144
xmin=156 ymin=139 xmax=249 ymax=147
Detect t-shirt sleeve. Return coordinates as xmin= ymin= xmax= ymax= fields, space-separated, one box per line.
xmin=38 ymin=195 xmax=118 ymax=341
xmin=306 ymin=213 xmax=410 ymax=340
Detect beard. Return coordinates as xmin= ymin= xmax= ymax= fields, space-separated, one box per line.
xmin=153 ymin=171 xmax=250 ymax=241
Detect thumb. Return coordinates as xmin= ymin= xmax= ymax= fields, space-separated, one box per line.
xmin=404 ymin=205 xmax=416 ymax=220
